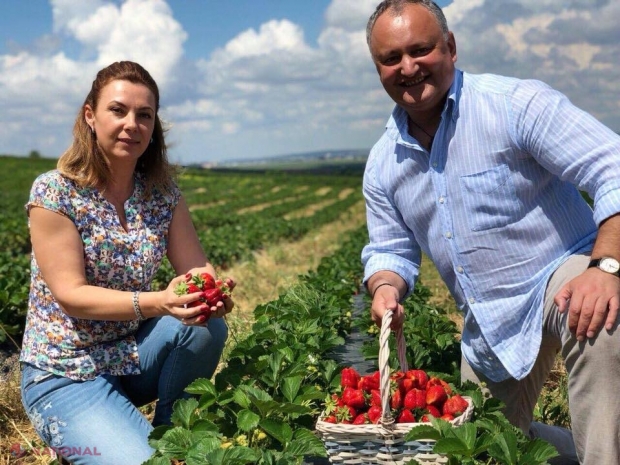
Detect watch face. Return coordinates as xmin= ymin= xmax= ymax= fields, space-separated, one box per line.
xmin=600 ymin=258 xmax=620 ymax=273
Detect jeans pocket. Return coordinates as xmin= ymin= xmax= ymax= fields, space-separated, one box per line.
xmin=20 ymin=363 xmax=54 ymax=395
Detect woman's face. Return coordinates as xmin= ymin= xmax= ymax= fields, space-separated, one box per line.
xmin=85 ymin=79 xmax=156 ymax=164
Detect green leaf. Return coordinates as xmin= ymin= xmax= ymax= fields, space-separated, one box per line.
xmin=192 ymin=418 xmax=219 ymax=435
xmin=433 ymin=437 xmax=472 ymax=455
xmin=487 ymin=431 xmax=518 ymax=464
xmin=281 ymin=376 xmax=303 ymax=403
xmin=237 ymin=409 xmax=261 ymax=432
xmin=259 ymin=418 xmax=294 ymax=445
xmin=232 ymin=386 xmax=252 ymax=409
xmin=221 ymin=446 xmax=260 ymax=463
xmin=148 ymin=425 xmax=173 ymax=443
xmin=155 ymin=426 xmax=194 ymax=459
xmin=185 ymin=438 xmax=222 ymax=465
xmin=287 ymin=428 xmax=328 ymax=457
xmin=448 ymin=422 xmax=478 ymax=450
xmin=404 ymin=424 xmax=442 ymax=441
xmin=519 ymin=438 xmax=560 ymax=465
xmin=185 ymin=377 xmax=218 ymax=396
xmin=171 ymin=398 xmax=199 ymax=429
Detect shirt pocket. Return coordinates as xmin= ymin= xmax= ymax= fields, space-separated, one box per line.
xmin=459 ymin=164 xmax=522 ymax=232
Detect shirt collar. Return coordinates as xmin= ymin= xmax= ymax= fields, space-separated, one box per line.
xmin=385 ymin=68 xmax=463 ymax=144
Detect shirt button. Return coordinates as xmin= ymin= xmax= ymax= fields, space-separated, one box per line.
xmin=456 ymin=266 xmax=464 ymax=273
xmin=439 ymin=196 xmax=445 ymax=204
xmin=469 ymin=297 xmax=475 ymax=304
xmin=432 ymin=162 xmax=438 ymax=168
xmin=445 ymin=232 xmax=452 ymax=239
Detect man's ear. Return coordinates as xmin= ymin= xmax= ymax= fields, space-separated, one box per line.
xmin=448 ymin=31 xmax=457 ymax=63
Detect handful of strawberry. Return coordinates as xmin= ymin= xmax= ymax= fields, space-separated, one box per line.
xmin=321 ymin=366 xmax=469 ymax=425
xmin=174 ymin=272 xmax=232 ymax=317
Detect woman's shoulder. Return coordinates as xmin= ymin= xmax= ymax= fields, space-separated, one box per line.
xmin=31 ymin=169 xmax=75 ymax=191
xmin=28 ymin=170 xmax=91 ymax=215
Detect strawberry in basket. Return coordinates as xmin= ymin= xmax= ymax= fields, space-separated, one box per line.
xmin=321 ymin=366 xmax=470 ymax=424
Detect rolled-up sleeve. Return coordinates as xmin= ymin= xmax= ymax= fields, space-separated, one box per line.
xmin=361 ymin=149 xmax=420 ymax=297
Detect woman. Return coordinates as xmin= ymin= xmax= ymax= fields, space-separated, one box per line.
xmin=20 ymin=61 xmax=233 ymax=464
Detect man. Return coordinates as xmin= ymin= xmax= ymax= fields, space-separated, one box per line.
xmin=361 ymin=1 xmax=620 ymax=464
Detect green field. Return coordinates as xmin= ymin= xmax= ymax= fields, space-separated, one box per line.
xmin=0 ymin=154 xmax=568 ymax=465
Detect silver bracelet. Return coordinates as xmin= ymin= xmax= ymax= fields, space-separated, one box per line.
xmin=132 ymin=291 xmax=145 ymax=321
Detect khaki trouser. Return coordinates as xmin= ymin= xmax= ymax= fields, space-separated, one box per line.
xmin=461 ymin=254 xmax=620 ymax=465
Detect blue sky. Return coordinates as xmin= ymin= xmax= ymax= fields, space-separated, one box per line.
xmin=1 ymin=0 xmax=618 ymax=165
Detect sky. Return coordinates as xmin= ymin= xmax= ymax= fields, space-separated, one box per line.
xmin=1 ymin=0 xmax=619 ymax=166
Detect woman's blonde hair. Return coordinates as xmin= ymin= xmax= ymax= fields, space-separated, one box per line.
xmin=57 ymin=61 xmax=177 ymax=195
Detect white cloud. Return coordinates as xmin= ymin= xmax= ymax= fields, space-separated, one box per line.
xmin=324 ymin=0 xmax=378 ymax=32
xmin=50 ymin=0 xmax=186 ymax=88
xmin=0 ymin=0 xmax=618 ymax=163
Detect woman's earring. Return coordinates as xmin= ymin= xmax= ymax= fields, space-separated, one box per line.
xmin=150 ymin=137 xmax=154 ymax=144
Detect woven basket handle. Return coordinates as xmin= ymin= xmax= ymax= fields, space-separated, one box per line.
xmin=379 ymin=309 xmax=409 ymax=425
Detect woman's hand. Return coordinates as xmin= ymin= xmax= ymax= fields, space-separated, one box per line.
xmin=166 ymin=270 xmax=237 ymax=326
xmin=160 ymin=274 xmax=210 ymax=324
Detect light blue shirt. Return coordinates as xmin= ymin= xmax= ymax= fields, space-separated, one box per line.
xmin=362 ymin=69 xmax=620 ymax=381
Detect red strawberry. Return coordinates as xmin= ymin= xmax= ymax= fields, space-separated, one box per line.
xmin=203 ymin=287 xmax=224 ymax=307
xmin=390 ymin=388 xmax=403 ymax=410
xmin=367 ymin=405 xmax=382 ymax=424
xmin=200 ymin=272 xmax=216 ymax=289
xmin=341 ymin=367 xmax=361 ymax=389
xmin=403 ymin=388 xmax=427 ymax=410
xmin=323 ymin=415 xmax=337 ymax=423
xmin=174 ymin=273 xmax=233 ymax=310
xmin=407 ymin=369 xmax=429 ymax=389
xmin=353 ymin=413 xmax=369 ymax=425
xmin=359 ymin=373 xmax=380 ymax=392
xmin=369 ymin=389 xmax=382 ymax=407
xmin=398 ymin=377 xmax=413 ymax=394
xmin=331 ymin=394 xmax=345 ymax=408
xmin=342 ymin=386 xmax=366 ymax=410
xmin=422 ymin=405 xmax=441 ymax=420
xmin=426 ymin=377 xmax=452 ymax=395
xmin=187 ymin=283 xmax=202 ymax=293
xmin=426 ymin=385 xmax=448 ymax=407
xmin=397 ymin=409 xmax=416 ymax=423
xmin=440 ymin=413 xmax=455 ymax=421
xmin=442 ymin=394 xmax=469 ymax=417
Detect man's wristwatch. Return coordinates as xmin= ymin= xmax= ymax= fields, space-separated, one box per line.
xmin=588 ymin=257 xmax=620 ymax=277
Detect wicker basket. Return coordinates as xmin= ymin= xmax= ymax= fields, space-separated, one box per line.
xmin=315 ymin=310 xmax=473 ymax=465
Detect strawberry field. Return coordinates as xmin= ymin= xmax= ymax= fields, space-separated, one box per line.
xmin=0 ymin=155 xmax=567 ymax=464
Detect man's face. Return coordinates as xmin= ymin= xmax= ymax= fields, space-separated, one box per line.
xmin=369 ymin=3 xmax=457 ymax=117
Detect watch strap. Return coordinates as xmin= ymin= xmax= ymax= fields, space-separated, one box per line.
xmin=588 ymin=258 xmax=620 ymax=277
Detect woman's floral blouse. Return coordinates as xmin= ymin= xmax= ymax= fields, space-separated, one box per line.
xmin=20 ymin=170 xmax=180 ymax=380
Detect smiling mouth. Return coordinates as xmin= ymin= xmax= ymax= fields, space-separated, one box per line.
xmin=400 ymin=75 xmax=427 ymax=87
xmin=118 ymin=138 xmax=139 ymax=144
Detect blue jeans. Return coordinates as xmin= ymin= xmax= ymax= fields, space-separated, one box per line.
xmin=21 ymin=315 xmax=228 ymax=465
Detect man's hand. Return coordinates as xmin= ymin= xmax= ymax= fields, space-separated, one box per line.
xmin=554 ymin=268 xmax=620 ymax=341
xmin=371 ymin=284 xmax=405 ymax=330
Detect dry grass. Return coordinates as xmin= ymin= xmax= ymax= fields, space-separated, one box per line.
xmin=0 ymin=200 xmax=367 ymax=464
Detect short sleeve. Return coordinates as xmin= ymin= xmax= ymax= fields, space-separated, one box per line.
xmin=25 ymin=170 xmax=75 ymax=220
